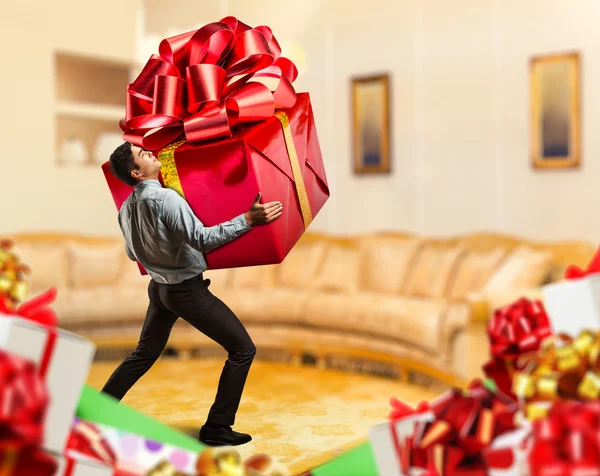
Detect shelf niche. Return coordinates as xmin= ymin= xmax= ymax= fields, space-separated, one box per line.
xmin=54 ymin=51 xmax=132 ymax=167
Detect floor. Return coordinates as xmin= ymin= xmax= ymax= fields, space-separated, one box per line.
xmin=86 ymin=358 xmax=443 ymax=474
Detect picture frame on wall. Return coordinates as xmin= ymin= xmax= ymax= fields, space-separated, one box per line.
xmin=351 ymin=73 xmax=391 ymax=174
xmin=530 ymin=52 xmax=581 ymax=169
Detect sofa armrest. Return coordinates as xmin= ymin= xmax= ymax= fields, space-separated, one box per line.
xmin=439 ymin=301 xmax=471 ymax=381
xmin=465 ymin=287 xmax=544 ymax=323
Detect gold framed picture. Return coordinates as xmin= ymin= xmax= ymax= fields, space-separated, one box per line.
xmin=351 ymin=73 xmax=390 ymax=174
xmin=530 ymin=52 xmax=581 ymax=169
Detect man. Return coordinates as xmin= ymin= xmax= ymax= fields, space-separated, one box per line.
xmin=103 ymin=142 xmax=283 ymax=446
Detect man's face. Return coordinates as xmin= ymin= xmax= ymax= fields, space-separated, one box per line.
xmin=130 ymin=146 xmax=161 ymax=181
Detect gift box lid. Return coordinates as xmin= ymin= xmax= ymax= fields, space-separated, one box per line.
xmin=0 ymin=314 xmax=95 ymax=361
xmin=543 ymin=273 xmax=600 ymax=291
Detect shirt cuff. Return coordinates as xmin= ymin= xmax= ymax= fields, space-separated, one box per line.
xmin=232 ymin=213 xmax=252 ymax=232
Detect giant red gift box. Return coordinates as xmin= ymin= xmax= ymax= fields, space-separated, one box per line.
xmin=102 ymin=92 xmax=329 ymax=270
xmin=101 ymin=17 xmax=329 ymax=271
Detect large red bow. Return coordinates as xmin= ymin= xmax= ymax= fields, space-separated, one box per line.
xmin=0 ymin=350 xmax=49 ymax=448
xmin=483 ymin=298 xmax=551 ymax=399
xmin=487 ymin=297 xmax=552 ymax=359
xmin=122 ymin=16 xmax=298 ymax=151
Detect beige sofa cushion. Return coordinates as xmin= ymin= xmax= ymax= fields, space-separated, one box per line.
xmin=68 ymin=242 xmax=125 ymax=289
xmin=55 ymin=286 xmax=148 ymax=325
xmin=484 ymin=246 xmax=552 ymax=292
xmin=312 ymin=244 xmax=360 ymax=292
xmin=15 ymin=244 xmax=69 ymax=293
xmin=449 ymin=248 xmax=507 ymax=299
xmin=359 ymin=236 xmax=421 ymax=294
xmin=403 ymin=245 xmax=467 ymax=299
xmin=303 ymin=292 xmax=447 ymax=354
xmin=276 ymin=241 xmax=326 ymax=289
xmin=203 ymin=268 xmax=232 ymax=296
xmin=221 ymin=288 xmax=308 ymax=324
xmin=230 ymin=265 xmax=276 ymax=289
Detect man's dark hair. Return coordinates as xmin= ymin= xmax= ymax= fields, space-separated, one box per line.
xmin=109 ymin=142 xmax=138 ymax=187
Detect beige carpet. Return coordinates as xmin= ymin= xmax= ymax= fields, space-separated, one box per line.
xmin=87 ymin=358 xmax=442 ymax=474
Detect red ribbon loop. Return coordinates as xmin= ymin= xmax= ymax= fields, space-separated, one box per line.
xmin=122 ymin=17 xmax=298 ymax=150
xmin=388 ymin=397 xmax=430 ymax=421
xmin=66 ymin=420 xmax=117 ymax=466
xmin=565 ymin=245 xmax=600 ymax=280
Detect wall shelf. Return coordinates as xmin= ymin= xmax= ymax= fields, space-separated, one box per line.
xmin=54 ymin=51 xmax=135 ymax=167
xmin=56 ymin=101 xmax=125 ymax=122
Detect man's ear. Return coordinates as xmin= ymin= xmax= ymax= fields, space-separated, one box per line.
xmin=130 ymin=169 xmax=141 ymax=179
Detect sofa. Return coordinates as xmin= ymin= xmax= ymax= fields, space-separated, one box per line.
xmin=7 ymin=230 xmax=595 ymax=385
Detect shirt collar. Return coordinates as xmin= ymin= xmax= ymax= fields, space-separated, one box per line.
xmin=135 ymin=179 xmax=162 ymax=190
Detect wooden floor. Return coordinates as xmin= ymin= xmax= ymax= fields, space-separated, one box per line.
xmin=87 ymin=358 xmax=443 ymax=474
xmin=85 ymin=323 xmax=491 ymax=474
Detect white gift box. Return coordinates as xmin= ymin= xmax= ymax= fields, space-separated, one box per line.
xmin=483 ymin=426 xmax=531 ymax=476
xmin=54 ymin=450 xmax=113 ymax=476
xmin=541 ymin=274 xmax=600 ymax=337
xmin=0 ymin=315 xmax=96 ymax=453
xmin=369 ymin=411 xmax=434 ymax=476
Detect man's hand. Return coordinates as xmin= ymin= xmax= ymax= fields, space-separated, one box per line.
xmin=244 ymin=192 xmax=283 ymax=226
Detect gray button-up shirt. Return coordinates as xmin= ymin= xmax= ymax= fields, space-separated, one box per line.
xmin=118 ymin=180 xmax=251 ymax=284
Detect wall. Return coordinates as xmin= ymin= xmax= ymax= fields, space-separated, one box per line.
xmin=143 ymin=0 xmax=600 ymax=242
xmin=0 ymin=0 xmax=141 ymax=236
xmin=4 ymin=0 xmax=599 ymax=243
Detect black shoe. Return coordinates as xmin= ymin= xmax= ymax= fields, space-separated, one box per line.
xmin=199 ymin=425 xmax=252 ymax=446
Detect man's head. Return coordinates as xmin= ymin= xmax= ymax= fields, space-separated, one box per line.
xmin=109 ymin=142 xmax=161 ymax=187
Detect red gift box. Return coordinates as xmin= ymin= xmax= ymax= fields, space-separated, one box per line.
xmin=102 ymin=17 xmax=329 ymax=272
xmin=527 ymin=401 xmax=600 ymax=476
xmin=102 ymin=92 xmax=328 ymax=271
xmin=385 ymin=379 xmax=519 ymax=476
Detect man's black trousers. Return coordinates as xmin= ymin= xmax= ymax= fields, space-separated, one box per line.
xmin=102 ymin=274 xmax=256 ymax=427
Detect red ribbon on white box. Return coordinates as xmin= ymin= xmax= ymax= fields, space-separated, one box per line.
xmin=564 ymin=245 xmax=600 ymax=280
xmin=0 ymin=288 xmax=59 ymax=379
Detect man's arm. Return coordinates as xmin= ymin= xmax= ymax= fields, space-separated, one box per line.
xmin=161 ymin=190 xmax=252 ymax=253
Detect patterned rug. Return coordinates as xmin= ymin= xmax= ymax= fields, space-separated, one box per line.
xmin=87 ymin=358 xmax=441 ymax=474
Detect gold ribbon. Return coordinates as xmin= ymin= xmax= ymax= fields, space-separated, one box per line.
xmin=274 ymin=111 xmax=313 ymax=229
xmin=0 ymin=241 xmax=30 ymax=308
xmin=147 ymin=460 xmax=187 ymax=476
xmin=158 ymin=113 xmax=313 ymax=230
xmin=514 ymin=329 xmax=600 ymax=420
xmin=158 ymin=139 xmax=187 ymax=199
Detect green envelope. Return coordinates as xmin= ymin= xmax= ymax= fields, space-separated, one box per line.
xmin=310 ymin=442 xmax=378 ymax=476
xmin=76 ymin=385 xmax=206 ymax=453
